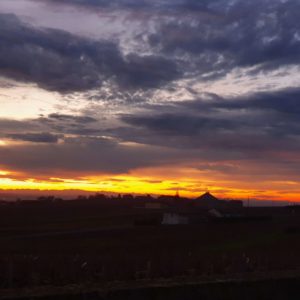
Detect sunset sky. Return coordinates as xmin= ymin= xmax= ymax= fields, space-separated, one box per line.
xmin=1 ymin=0 xmax=300 ymax=201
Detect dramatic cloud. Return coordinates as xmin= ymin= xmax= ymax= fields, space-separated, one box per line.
xmin=0 ymin=136 xmax=195 ymax=175
xmin=42 ymin=0 xmax=213 ymax=11
xmin=1 ymin=0 xmax=300 ymax=198
xmin=6 ymin=132 xmax=63 ymax=143
xmin=0 ymin=13 xmax=180 ymax=93
xmin=48 ymin=114 xmax=97 ymax=124
xmin=149 ymin=0 xmax=300 ymax=79
xmin=119 ymin=88 xmax=300 ymax=155
xmin=1 ymin=0 xmax=300 ymax=95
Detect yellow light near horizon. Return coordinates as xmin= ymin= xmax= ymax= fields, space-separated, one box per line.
xmin=0 ymin=177 xmax=101 ymax=192
xmin=0 ymin=140 xmax=7 ymax=146
xmin=0 ymin=172 xmax=300 ymax=202
xmin=0 ymin=170 xmax=10 ymax=176
xmin=0 ymin=175 xmax=195 ymax=197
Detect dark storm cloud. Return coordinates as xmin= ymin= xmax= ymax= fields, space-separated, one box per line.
xmin=48 ymin=0 xmax=300 ymax=83
xmin=1 ymin=0 xmax=300 ymax=179
xmin=1 ymin=0 xmax=299 ymax=95
xmin=1 ymin=88 xmax=300 ymax=176
xmin=212 ymin=89 xmax=300 ymax=116
xmin=122 ymin=114 xmax=235 ymax=135
xmin=0 ymin=113 xmax=103 ymax=142
xmin=44 ymin=0 xmax=150 ymax=9
xmin=176 ymin=88 xmax=300 ymax=121
xmin=6 ymin=132 xmax=63 ymax=143
xmin=118 ymin=54 xmax=180 ymax=89
xmin=148 ymin=0 xmax=300 ymax=77
xmin=48 ymin=114 xmax=97 ymax=124
xmin=43 ymin=0 xmax=212 ymax=11
xmin=0 ymin=14 xmax=180 ymax=93
xmin=0 ymin=136 xmax=194 ymax=175
xmin=0 ymin=14 xmax=117 ymax=92
xmin=40 ymin=114 xmax=105 ymax=136
xmin=118 ymin=88 xmax=300 ymax=153
xmin=1 ymin=87 xmax=299 ymax=159
xmin=0 ymin=118 xmax=39 ymax=132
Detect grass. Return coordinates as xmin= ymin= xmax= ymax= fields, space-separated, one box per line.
xmin=1 ymin=203 xmax=300 ymax=288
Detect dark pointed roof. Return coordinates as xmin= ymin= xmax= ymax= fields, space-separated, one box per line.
xmin=197 ymin=192 xmax=219 ymax=200
xmin=195 ymin=192 xmax=220 ymax=203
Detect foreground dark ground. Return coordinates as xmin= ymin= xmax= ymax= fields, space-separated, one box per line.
xmin=0 ymin=198 xmax=300 ymax=298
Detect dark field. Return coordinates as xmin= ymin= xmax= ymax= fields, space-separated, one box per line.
xmin=1 ymin=200 xmax=300 ymax=295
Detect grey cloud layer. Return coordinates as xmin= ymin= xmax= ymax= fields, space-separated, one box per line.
xmin=1 ymin=0 xmax=300 ymax=181
xmin=0 ymin=88 xmax=300 ymax=178
xmin=3 ymin=88 xmax=299 ymax=150
xmin=44 ymin=0 xmax=300 ymax=77
xmin=0 ymin=14 xmax=180 ymax=92
xmin=1 ymin=0 xmax=300 ymax=94
xmin=6 ymin=132 xmax=63 ymax=143
xmin=119 ymin=88 xmax=300 ymax=155
xmin=43 ymin=0 xmax=214 ymax=11
xmin=149 ymin=0 xmax=300 ymax=79
xmin=0 ymin=135 xmax=195 ymax=175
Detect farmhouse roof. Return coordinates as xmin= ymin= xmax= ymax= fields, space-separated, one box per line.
xmin=195 ymin=192 xmax=220 ymax=203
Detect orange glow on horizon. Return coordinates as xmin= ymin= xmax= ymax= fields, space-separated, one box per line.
xmin=0 ymin=140 xmax=7 ymax=146
xmin=0 ymin=169 xmax=12 ymax=176
xmin=0 ymin=167 xmax=300 ymax=202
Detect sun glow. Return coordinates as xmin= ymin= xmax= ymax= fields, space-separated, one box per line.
xmin=0 ymin=170 xmax=10 ymax=176
xmin=0 ymin=168 xmax=300 ymax=201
